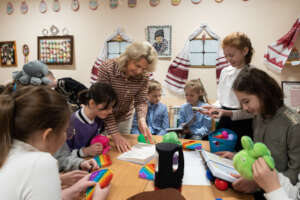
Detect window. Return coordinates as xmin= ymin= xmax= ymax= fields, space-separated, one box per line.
xmin=107 ymin=34 xmax=130 ymax=59
xmin=189 ymin=32 xmax=218 ymax=68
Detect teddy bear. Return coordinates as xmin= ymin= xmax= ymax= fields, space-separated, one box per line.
xmin=12 ymin=60 xmax=51 ymax=85
xmin=233 ymin=136 xmax=275 ymax=180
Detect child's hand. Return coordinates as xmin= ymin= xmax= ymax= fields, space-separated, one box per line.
xmin=232 ymin=177 xmax=258 ymax=193
xmin=252 ymin=158 xmax=281 ymax=193
xmin=60 ymin=170 xmax=88 ymax=186
xmin=83 ymin=143 xmax=103 ymax=157
xmin=93 ymin=183 xmax=111 ymax=200
xmin=200 ymin=105 xmax=221 ymax=118
xmin=80 ymin=159 xmax=99 ymax=172
xmin=215 ymin=151 xmax=235 ymax=159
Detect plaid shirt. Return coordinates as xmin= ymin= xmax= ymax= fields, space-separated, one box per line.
xmin=96 ymin=60 xmax=149 ymax=135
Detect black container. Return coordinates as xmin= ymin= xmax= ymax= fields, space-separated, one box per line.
xmin=154 ymin=143 xmax=184 ymax=191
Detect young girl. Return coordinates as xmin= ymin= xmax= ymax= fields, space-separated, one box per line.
xmin=218 ymin=68 xmax=300 ymax=193
xmin=179 ymin=79 xmax=211 ymax=139
xmin=131 ymin=80 xmax=169 ymax=135
xmin=67 ymin=82 xmax=117 ymax=157
xmin=252 ymin=158 xmax=300 ymax=200
xmin=202 ymin=32 xmax=254 ymax=150
xmin=0 ymin=86 xmax=109 ymax=200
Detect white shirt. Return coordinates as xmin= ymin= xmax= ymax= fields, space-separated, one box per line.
xmin=215 ymin=66 xmax=242 ymax=109
xmin=0 ymin=140 xmax=62 ymax=200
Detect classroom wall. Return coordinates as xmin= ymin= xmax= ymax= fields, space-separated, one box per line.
xmin=0 ymin=0 xmax=300 ymax=104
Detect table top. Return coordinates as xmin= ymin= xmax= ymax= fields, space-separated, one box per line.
xmin=81 ymin=134 xmax=253 ymax=200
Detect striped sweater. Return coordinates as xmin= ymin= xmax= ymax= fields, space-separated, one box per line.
xmin=96 ymin=60 xmax=148 ymax=134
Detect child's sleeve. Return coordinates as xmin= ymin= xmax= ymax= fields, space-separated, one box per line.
xmin=130 ymin=112 xmax=140 ymax=134
xmin=190 ymin=114 xmax=211 ymax=137
xmin=178 ymin=106 xmax=186 ymax=127
xmin=157 ymin=105 xmax=169 ymax=135
xmin=264 ymin=187 xmax=293 ymax=200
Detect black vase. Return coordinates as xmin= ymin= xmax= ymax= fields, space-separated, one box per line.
xmin=154 ymin=143 xmax=184 ymax=191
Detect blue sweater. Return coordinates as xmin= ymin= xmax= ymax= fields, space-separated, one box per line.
xmin=67 ymin=109 xmax=105 ymax=151
xmin=179 ymin=101 xmax=211 ymax=138
xmin=131 ymin=102 xmax=169 ymax=135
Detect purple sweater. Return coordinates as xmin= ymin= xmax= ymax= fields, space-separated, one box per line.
xmin=67 ymin=109 xmax=104 ymax=151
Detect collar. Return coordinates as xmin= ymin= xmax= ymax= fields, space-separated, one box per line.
xmin=12 ymin=139 xmax=39 ymax=152
xmin=77 ymin=107 xmax=95 ymax=124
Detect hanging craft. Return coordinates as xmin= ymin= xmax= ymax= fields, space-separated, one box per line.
xmin=7 ymin=2 xmax=14 ymax=15
xmin=50 ymin=25 xmax=59 ymax=35
xmin=171 ymin=0 xmax=181 ymax=6
xmin=89 ymin=0 xmax=98 ymax=10
xmin=110 ymin=0 xmax=118 ymax=8
xmin=39 ymin=0 xmax=47 ymax=13
xmin=20 ymin=1 xmax=29 ymax=14
xmin=191 ymin=0 xmax=201 ymax=4
xmin=71 ymin=0 xmax=80 ymax=11
xmin=62 ymin=27 xmax=70 ymax=35
xmin=42 ymin=28 xmax=49 ymax=36
xmin=128 ymin=0 xmax=136 ymax=8
xmin=150 ymin=0 xmax=160 ymax=7
xmin=53 ymin=0 xmax=60 ymax=12
xmin=215 ymin=0 xmax=224 ymax=3
xmin=22 ymin=44 xmax=29 ymax=64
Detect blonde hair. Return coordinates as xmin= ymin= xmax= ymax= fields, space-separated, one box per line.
xmin=222 ymin=32 xmax=254 ymax=65
xmin=184 ymin=79 xmax=208 ymax=103
xmin=148 ymin=80 xmax=162 ymax=94
xmin=116 ymin=41 xmax=158 ymax=73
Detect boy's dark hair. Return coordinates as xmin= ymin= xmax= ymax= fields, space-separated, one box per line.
xmin=233 ymin=67 xmax=283 ymax=118
xmin=0 ymin=85 xmax=5 ymax=94
xmin=155 ymin=29 xmax=164 ymax=39
xmin=78 ymin=82 xmax=118 ymax=109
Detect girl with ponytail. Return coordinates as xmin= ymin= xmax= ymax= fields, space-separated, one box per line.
xmin=66 ymin=82 xmax=117 ymax=157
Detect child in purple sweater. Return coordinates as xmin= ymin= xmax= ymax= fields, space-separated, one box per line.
xmin=67 ymin=82 xmax=117 ymax=157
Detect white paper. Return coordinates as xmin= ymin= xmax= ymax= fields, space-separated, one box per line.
xmin=182 ymin=151 xmax=211 ymax=186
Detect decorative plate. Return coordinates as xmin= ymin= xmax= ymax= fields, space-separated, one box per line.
xmin=20 ymin=1 xmax=29 ymax=14
xmin=53 ymin=0 xmax=60 ymax=12
xmin=191 ymin=0 xmax=201 ymax=4
xmin=89 ymin=0 xmax=98 ymax=10
xmin=171 ymin=0 xmax=181 ymax=6
xmin=39 ymin=0 xmax=47 ymax=13
xmin=7 ymin=2 xmax=14 ymax=15
xmin=150 ymin=0 xmax=160 ymax=7
xmin=110 ymin=0 xmax=118 ymax=9
xmin=71 ymin=0 xmax=80 ymax=11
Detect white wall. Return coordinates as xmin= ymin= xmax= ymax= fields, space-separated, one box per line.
xmin=0 ymin=0 xmax=300 ymax=103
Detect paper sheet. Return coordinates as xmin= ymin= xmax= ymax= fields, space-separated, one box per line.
xmin=182 ymin=151 xmax=211 ymax=186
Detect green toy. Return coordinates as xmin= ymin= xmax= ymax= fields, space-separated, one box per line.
xmin=137 ymin=134 xmax=152 ymax=144
xmin=162 ymin=132 xmax=181 ymax=145
xmin=233 ymin=136 xmax=275 ymax=180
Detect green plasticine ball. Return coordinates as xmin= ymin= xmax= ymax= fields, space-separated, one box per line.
xmin=162 ymin=132 xmax=182 ymax=145
xmin=233 ymin=136 xmax=275 ymax=180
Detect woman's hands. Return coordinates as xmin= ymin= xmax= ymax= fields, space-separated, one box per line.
xmin=138 ymin=118 xmax=153 ymax=144
xmin=111 ymin=133 xmax=131 ymax=152
xmin=231 ymin=174 xmax=259 ymax=194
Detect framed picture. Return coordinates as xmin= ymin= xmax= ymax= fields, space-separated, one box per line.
xmin=0 ymin=41 xmax=17 ymax=67
xmin=146 ymin=25 xmax=172 ymax=58
xmin=282 ymin=81 xmax=300 ymax=112
xmin=38 ymin=35 xmax=73 ymax=65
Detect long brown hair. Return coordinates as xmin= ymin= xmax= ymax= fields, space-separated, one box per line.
xmin=184 ymin=79 xmax=208 ymax=103
xmin=0 ymin=86 xmax=71 ymax=168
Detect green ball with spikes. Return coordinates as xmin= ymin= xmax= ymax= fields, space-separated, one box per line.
xmin=233 ymin=136 xmax=275 ymax=180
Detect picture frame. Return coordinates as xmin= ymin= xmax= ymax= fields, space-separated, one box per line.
xmin=37 ymin=35 xmax=73 ymax=65
xmin=146 ymin=25 xmax=172 ymax=58
xmin=0 ymin=41 xmax=18 ymax=67
xmin=282 ymin=81 xmax=300 ymax=112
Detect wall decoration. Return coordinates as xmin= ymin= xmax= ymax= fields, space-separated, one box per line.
xmin=50 ymin=25 xmax=59 ymax=35
xmin=89 ymin=0 xmax=98 ymax=10
xmin=22 ymin=44 xmax=29 ymax=64
xmin=150 ymin=0 xmax=160 ymax=7
xmin=38 ymin=35 xmax=73 ymax=65
xmin=39 ymin=0 xmax=47 ymax=13
xmin=215 ymin=0 xmax=224 ymax=3
xmin=53 ymin=0 xmax=60 ymax=12
xmin=282 ymin=81 xmax=300 ymax=112
xmin=20 ymin=1 xmax=29 ymax=14
xmin=7 ymin=2 xmax=14 ymax=15
xmin=71 ymin=0 xmax=80 ymax=11
xmin=191 ymin=0 xmax=201 ymax=4
xmin=0 ymin=41 xmax=17 ymax=67
xmin=147 ymin=25 xmax=172 ymax=58
xmin=171 ymin=0 xmax=181 ymax=6
xmin=110 ymin=0 xmax=118 ymax=8
xmin=90 ymin=28 xmax=133 ymax=83
xmin=128 ymin=0 xmax=137 ymax=8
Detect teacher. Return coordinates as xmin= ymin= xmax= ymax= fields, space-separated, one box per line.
xmin=96 ymin=41 xmax=158 ymax=152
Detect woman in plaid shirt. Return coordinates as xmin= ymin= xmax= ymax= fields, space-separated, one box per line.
xmin=93 ymin=41 xmax=158 ymax=152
